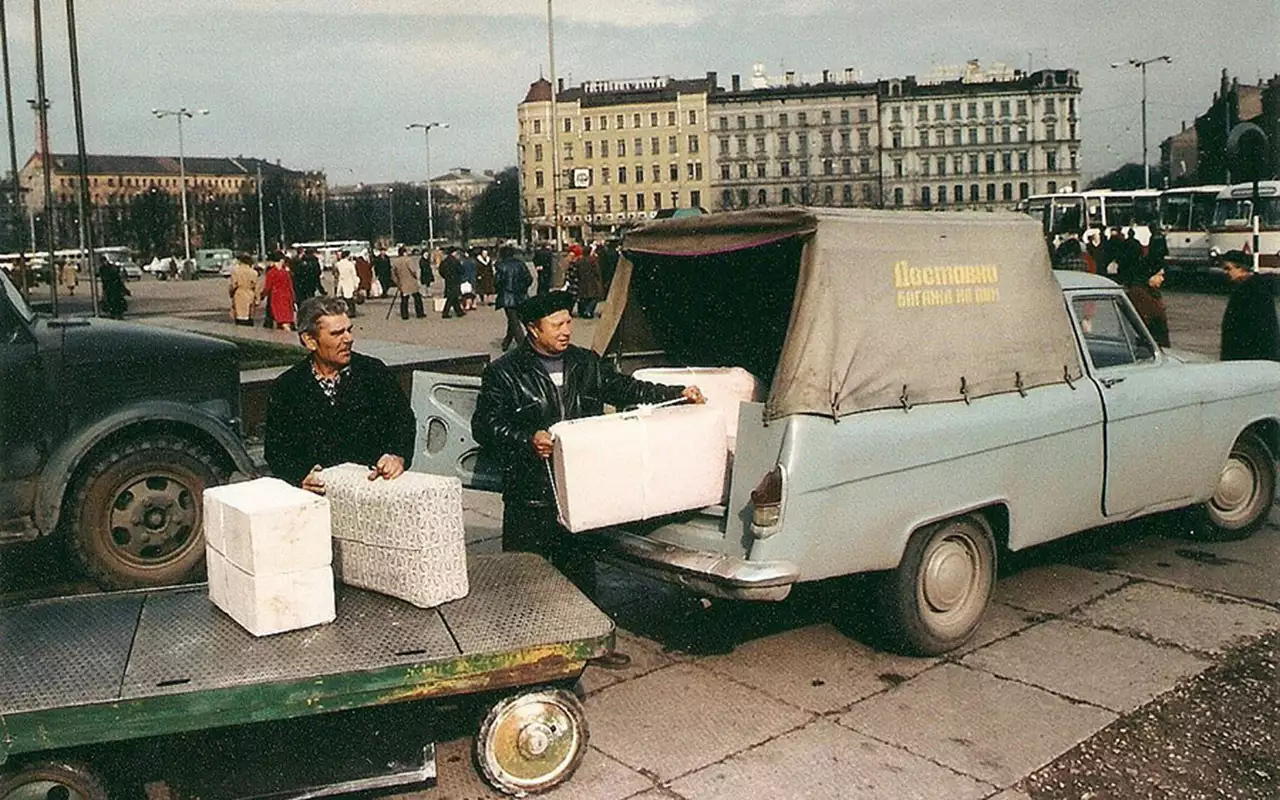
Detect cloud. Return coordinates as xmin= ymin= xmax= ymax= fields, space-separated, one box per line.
xmin=210 ymin=0 xmax=705 ymax=28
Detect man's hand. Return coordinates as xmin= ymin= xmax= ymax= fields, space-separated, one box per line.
xmin=682 ymin=385 xmax=706 ymax=404
xmin=368 ymin=454 xmax=406 ymax=481
xmin=532 ymin=430 xmax=555 ymax=459
xmin=302 ymin=465 xmax=326 ymax=495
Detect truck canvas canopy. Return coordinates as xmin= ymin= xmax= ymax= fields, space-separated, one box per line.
xmin=593 ymin=207 xmax=1084 ymax=420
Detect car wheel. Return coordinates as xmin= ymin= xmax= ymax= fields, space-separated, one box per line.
xmin=0 ymin=760 xmax=108 ymax=800
xmin=879 ymin=514 xmax=996 ymax=656
xmin=1198 ymin=434 xmax=1275 ymax=541
xmin=474 ymin=688 xmax=588 ymax=796
xmin=68 ymin=435 xmax=228 ymax=589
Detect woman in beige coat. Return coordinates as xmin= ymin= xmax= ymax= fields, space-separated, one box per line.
xmin=228 ymin=253 xmax=258 ymax=326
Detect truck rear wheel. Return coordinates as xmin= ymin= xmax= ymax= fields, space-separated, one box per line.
xmin=68 ymin=435 xmax=227 ymax=589
xmin=880 ymin=514 xmax=996 ymax=656
xmin=0 ymin=760 xmax=108 ymax=800
xmin=1197 ymin=434 xmax=1275 ymax=541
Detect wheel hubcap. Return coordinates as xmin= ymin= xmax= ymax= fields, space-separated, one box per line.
xmin=485 ymin=696 xmax=580 ymax=790
xmin=1212 ymin=457 xmax=1256 ymax=520
xmin=922 ymin=536 xmax=978 ymax=613
xmin=3 ymin=780 xmax=85 ymax=800
xmin=108 ymin=473 xmax=199 ymax=565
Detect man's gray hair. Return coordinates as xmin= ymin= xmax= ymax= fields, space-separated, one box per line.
xmin=298 ymin=296 xmax=350 ymax=337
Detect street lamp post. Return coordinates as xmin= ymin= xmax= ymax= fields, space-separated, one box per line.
xmin=1111 ymin=56 xmax=1171 ymax=189
xmin=388 ymin=186 xmax=395 ymax=244
xmin=406 ymin=122 xmax=448 ymax=248
xmin=152 ymin=107 xmax=208 ymax=262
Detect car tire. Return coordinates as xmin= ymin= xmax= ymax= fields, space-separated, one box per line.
xmin=67 ymin=434 xmax=227 ymax=589
xmin=1196 ymin=434 xmax=1276 ymax=541
xmin=879 ymin=514 xmax=996 ymax=656
xmin=0 ymin=760 xmax=109 ymax=800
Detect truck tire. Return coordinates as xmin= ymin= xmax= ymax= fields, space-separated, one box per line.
xmin=1197 ymin=434 xmax=1276 ymax=541
xmin=67 ymin=434 xmax=227 ymax=589
xmin=0 ymin=760 xmax=108 ymax=800
xmin=879 ymin=514 xmax=996 ymax=656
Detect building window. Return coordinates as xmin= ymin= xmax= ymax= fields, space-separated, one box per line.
xmin=917 ymin=105 xmax=929 ymax=122
xmin=968 ymin=128 xmax=979 ymax=144
xmin=690 ymin=189 xmax=700 ymax=207
xmin=968 ymin=154 xmax=979 ymax=173
xmin=952 ymin=129 xmax=962 ymax=146
xmin=757 ymin=162 xmax=767 ymax=177
xmin=739 ymin=163 xmax=749 ymax=179
xmin=821 ymin=132 xmax=833 ymax=152
xmin=798 ymin=111 xmax=809 ymax=126
xmin=651 ymin=112 xmax=659 ymax=127
xmin=1047 ymin=180 xmax=1057 ymax=194
xmin=565 ymin=196 xmax=577 ymax=214
xmin=616 ymin=114 xmax=625 ymax=128
xmin=891 ymin=132 xmax=902 ymax=149
xmin=919 ymin=130 xmax=929 ymax=147
xmin=921 ymin=186 xmax=932 ymax=207
xmin=938 ymin=185 xmax=947 ymax=204
xmin=533 ymin=119 xmax=542 ymax=134
xmin=1018 ymin=151 xmax=1029 ymax=172
xmin=604 ymin=196 xmax=611 ymax=212
xmin=1002 ymin=126 xmax=1012 ymax=143
xmin=983 ymin=101 xmax=994 ymax=118
xmin=781 ymin=187 xmax=792 ymax=204
xmin=799 ymin=160 xmax=810 ymax=176
xmin=688 ymin=135 xmax=700 ymax=153
xmin=534 ymin=170 xmax=544 ymax=188
xmin=1002 ymin=183 xmax=1014 ymax=201
xmin=736 ymin=115 xmax=746 ymax=130
xmin=635 ymin=163 xmax=644 ymax=183
xmin=859 ymin=157 xmax=870 ymax=173
xmin=1002 ymin=152 xmax=1012 ymax=172
xmin=654 ymin=191 xmax=662 ymax=209
xmin=600 ymin=140 xmax=610 ymax=157
xmin=668 ymin=136 xmax=678 ymax=154
xmin=966 ymin=102 xmax=977 ymax=119
xmin=1044 ymin=98 xmax=1056 ymax=116
xmin=842 ymin=158 xmax=852 ymax=175
xmin=937 ymin=156 xmax=947 ymax=176
xmin=840 ymin=131 xmax=851 ymax=150
xmin=1046 ymin=151 xmax=1058 ymax=171
xmin=921 ymin=159 xmax=930 ymax=177
xmin=756 ymin=114 xmax=765 ymax=128
xmin=779 ymin=133 xmax=791 ymax=154
xmin=687 ymin=162 xmax=696 ymax=179
xmin=536 ymin=197 xmax=546 ymax=215
xmin=584 ymin=117 xmax=592 ymax=132
xmin=893 ymin=159 xmax=903 ymax=178
xmin=755 ymin=135 xmax=766 ymax=153
xmin=985 ymin=153 xmax=996 ymax=173
xmin=800 ymin=186 xmax=811 ymax=204
xmin=736 ymin=135 xmax=748 ymax=154
xmin=1019 ymin=181 xmax=1029 ymax=199
xmin=630 ymin=113 xmax=639 ymax=128
xmin=652 ymin=136 xmax=661 ymax=155
xmin=670 ymin=191 xmax=679 ymax=208
xmin=858 ymin=108 xmax=869 ymax=123
xmin=564 ymin=142 xmax=574 ymax=160
xmin=1069 ymin=123 xmax=1077 ymax=141
xmin=1016 ymin=99 xmax=1027 ymax=116
xmin=781 ymin=161 xmax=791 ymax=177
xmin=718 ymin=117 xmax=729 ymax=130
xmin=1045 ymin=124 xmax=1056 ymax=142
xmin=652 ymin=164 xmax=661 ymax=182
xmin=779 ymin=113 xmax=789 ymax=127
xmin=636 ymin=193 xmax=645 ymax=211
xmin=739 ymin=188 xmax=750 ymax=207
xmin=823 ymin=185 xmax=834 ymax=205
xmin=618 ymin=166 xmax=627 ymax=183
xmin=689 ymin=109 xmax=698 ymax=125
xmin=842 ymin=184 xmax=853 ymax=205
xmin=821 ymin=109 xmax=831 ymax=124
xmin=563 ymin=118 xmax=572 ymax=133
xmin=823 ymin=159 xmax=834 ymax=176
xmin=719 ymin=164 xmax=730 ymax=180
xmin=1069 ymin=150 xmax=1078 ymax=171
xmin=635 ymin=137 xmax=644 ymax=156
xmin=934 ymin=103 xmax=945 ymax=120
xmin=954 ymin=183 xmax=964 ymax=202
xmin=719 ymin=136 xmax=730 ymax=154
xmin=600 ymin=115 xmax=609 ymax=130
xmin=534 ymin=143 xmax=543 ymax=162
xmin=893 ymin=187 xmax=904 ymax=206
xmin=862 ymin=184 xmax=874 ymax=202
xmin=584 ymin=141 xmax=593 ymax=159
xmin=669 ymin=163 xmax=679 ymax=180
xmin=840 ymin=109 xmax=850 ymax=124
xmin=858 ymin=130 xmax=870 ymax=149
xmin=798 ymin=134 xmax=809 ymax=155
xmin=969 ymin=184 xmax=979 ymax=202
xmin=986 ymin=183 xmax=996 ymax=201
xmin=758 ymin=188 xmax=768 ymax=205
xmin=1068 ymin=98 xmax=1076 ymax=115
xmin=890 ymin=107 xmax=901 ymax=123
xmin=667 ymin=111 xmax=676 ymax=126
xmin=722 ymin=189 xmax=734 ymax=208
xmin=618 ymin=139 xmax=626 ymax=157
xmin=620 ymin=194 xmax=628 ymax=211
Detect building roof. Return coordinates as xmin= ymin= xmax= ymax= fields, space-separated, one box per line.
xmin=27 ymin=153 xmax=310 ymax=177
xmin=521 ymin=75 xmax=718 ymax=109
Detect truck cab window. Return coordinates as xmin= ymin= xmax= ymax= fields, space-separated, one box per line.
xmin=1071 ymin=297 xmax=1155 ymax=369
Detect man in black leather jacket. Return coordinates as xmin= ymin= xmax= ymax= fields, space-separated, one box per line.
xmin=472 ymin=291 xmax=703 ymax=596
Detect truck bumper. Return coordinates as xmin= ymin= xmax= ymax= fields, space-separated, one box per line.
xmin=596 ymin=531 xmax=799 ymax=602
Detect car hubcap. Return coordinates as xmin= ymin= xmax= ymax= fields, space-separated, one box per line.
xmin=108 ymin=474 xmax=199 ymax=565
xmin=3 ymin=780 xmax=88 ymax=800
xmin=484 ymin=696 xmax=581 ymax=790
xmin=921 ymin=534 xmax=979 ymax=615
xmin=1212 ymin=455 xmax=1257 ymax=524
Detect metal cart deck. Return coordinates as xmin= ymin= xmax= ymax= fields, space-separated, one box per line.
xmin=0 ymin=553 xmax=614 ymax=797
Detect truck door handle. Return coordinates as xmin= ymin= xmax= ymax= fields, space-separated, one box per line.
xmin=1100 ymin=376 xmax=1126 ymax=388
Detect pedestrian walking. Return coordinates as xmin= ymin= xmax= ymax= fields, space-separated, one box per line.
xmin=438 ymin=247 xmax=466 ymax=318
xmin=260 ymin=256 xmax=298 ymax=332
xmin=334 ymin=250 xmax=360 ymax=317
xmin=228 ymin=253 xmax=258 ymax=327
xmin=475 ymin=247 xmax=496 ymax=305
xmin=532 ymin=243 xmax=554 ymax=295
xmin=100 ymin=258 xmax=130 ymax=320
xmin=418 ymin=249 xmax=436 ymax=293
xmin=294 ymin=248 xmax=324 ymax=301
xmin=372 ymin=246 xmax=393 ymax=299
xmin=1220 ymin=250 xmax=1280 ymax=362
xmin=393 ymin=246 xmax=426 ymax=320
xmin=575 ymin=245 xmax=604 ymax=319
xmin=59 ymin=259 xmax=78 ymax=296
xmin=354 ymin=252 xmax=374 ymax=300
xmin=460 ymin=249 xmax=479 ymax=311
xmin=562 ymin=244 xmax=583 ymax=311
xmin=494 ymin=245 xmax=533 ymax=350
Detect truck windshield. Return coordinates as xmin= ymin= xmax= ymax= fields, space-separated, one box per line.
xmin=0 ymin=269 xmax=34 ymax=324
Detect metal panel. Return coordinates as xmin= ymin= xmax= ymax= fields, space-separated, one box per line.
xmin=0 ymin=592 xmax=142 ymax=713
xmin=121 ymin=585 xmax=459 ymax=698
xmin=441 ymin=554 xmax=614 ymax=655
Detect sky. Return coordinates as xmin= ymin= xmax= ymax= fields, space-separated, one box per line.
xmin=1 ymin=0 xmax=1276 ymax=185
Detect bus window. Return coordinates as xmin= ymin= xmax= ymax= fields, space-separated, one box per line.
xmin=1050 ymin=198 xmax=1085 ymax=235
xmin=1161 ymin=196 xmax=1191 ymax=230
xmin=1086 ymin=201 xmax=1104 ymax=229
xmin=1191 ymin=194 xmax=1216 ymax=231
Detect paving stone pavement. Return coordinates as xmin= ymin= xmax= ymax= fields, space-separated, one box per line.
xmin=399 ymin=494 xmax=1280 ymax=799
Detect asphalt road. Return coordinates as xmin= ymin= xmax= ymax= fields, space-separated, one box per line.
xmin=3 ymin=271 xmax=1278 ymax=799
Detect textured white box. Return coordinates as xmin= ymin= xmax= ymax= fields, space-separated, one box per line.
xmin=633 ymin=367 xmax=763 ymax=449
xmin=203 ymin=477 xmax=332 ymax=575
xmin=320 ymin=464 xmax=469 ymax=608
xmin=205 ymin=546 xmax=336 ymax=637
xmin=550 ymin=404 xmax=727 ymax=532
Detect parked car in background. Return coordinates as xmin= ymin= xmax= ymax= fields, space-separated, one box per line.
xmin=195 ymin=248 xmax=235 ymax=275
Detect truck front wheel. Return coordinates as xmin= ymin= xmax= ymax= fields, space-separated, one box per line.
xmin=880 ymin=514 xmax=996 ymax=656
xmin=68 ymin=435 xmax=227 ymax=589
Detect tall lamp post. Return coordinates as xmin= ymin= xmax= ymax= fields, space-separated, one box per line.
xmin=387 ymin=186 xmax=395 ymax=244
xmin=1110 ymin=55 xmax=1171 ymax=189
xmin=152 ymin=107 xmax=208 ymax=263
xmin=406 ymin=122 xmax=447 ymax=248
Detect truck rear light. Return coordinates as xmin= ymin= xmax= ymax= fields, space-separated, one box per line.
xmin=750 ymin=465 xmax=784 ymax=528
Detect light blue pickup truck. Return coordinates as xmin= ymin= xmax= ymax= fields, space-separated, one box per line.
xmin=413 ymin=209 xmax=1280 ymax=655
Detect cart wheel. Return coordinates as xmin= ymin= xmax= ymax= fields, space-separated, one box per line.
xmin=0 ymin=761 xmax=108 ymax=800
xmin=474 ymin=688 xmax=588 ymax=796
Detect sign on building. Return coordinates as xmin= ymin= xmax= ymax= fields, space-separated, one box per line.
xmin=571 ymin=168 xmax=592 ymax=189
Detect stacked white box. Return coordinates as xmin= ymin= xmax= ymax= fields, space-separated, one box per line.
xmin=202 ymin=477 xmax=335 ymax=637
xmin=632 ymin=367 xmax=763 ymax=450
xmin=320 ymin=464 xmax=469 ymax=608
xmin=550 ymin=404 xmax=728 ymax=532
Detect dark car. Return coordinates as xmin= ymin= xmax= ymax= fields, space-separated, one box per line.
xmin=0 ymin=270 xmax=255 ymax=588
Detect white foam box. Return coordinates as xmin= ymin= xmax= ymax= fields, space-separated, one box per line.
xmin=550 ymin=404 xmax=728 ymax=533
xmin=632 ymin=367 xmax=762 ymax=449
xmin=320 ymin=464 xmax=469 ymax=608
xmin=203 ymin=477 xmax=332 ymax=575
xmin=205 ymin=548 xmax=336 ymax=637
xmin=202 ymin=477 xmax=336 ymax=636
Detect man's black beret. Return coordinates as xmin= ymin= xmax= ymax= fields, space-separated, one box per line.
xmin=518 ymin=290 xmax=576 ymax=325
xmin=1220 ymin=250 xmax=1252 ymax=269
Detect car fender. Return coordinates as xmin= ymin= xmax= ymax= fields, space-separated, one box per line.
xmin=34 ymin=399 xmax=257 ymax=534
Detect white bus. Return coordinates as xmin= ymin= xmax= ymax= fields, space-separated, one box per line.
xmin=1207 ymin=181 xmax=1280 ymax=271
xmin=1016 ymin=189 xmax=1161 ymax=248
xmin=292 ymin=239 xmax=372 ymax=267
xmin=1158 ymin=185 xmax=1224 ymax=272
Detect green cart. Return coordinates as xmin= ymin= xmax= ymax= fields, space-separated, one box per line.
xmin=0 ymin=553 xmax=614 ymax=798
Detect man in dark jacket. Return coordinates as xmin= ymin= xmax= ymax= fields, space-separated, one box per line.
xmin=532 ymin=244 xmax=554 ymax=295
xmin=372 ymin=247 xmax=394 ymax=296
xmin=264 ymin=296 xmax=416 ymax=491
xmin=494 ymin=245 xmax=533 ymax=351
xmin=1220 ymin=250 xmax=1280 ymax=362
xmin=294 ymin=248 xmax=324 ymax=301
xmin=472 ymin=291 xmax=703 ymax=596
xmin=438 ymin=247 xmax=465 ymax=318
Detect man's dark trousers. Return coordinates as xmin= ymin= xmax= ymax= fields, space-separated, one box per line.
xmin=400 ymin=292 xmax=425 ymax=319
xmin=502 ymin=500 xmax=596 ymax=595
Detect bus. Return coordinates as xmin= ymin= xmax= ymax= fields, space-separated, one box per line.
xmin=1207 ymin=181 xmax=1280 ymax=271
xmin=291 ymin=239 xmax=372 ymax=267
xmin=1158 ymin=185 xmax=1224 ymax=273
xmin=1016 ymin=189 xmax=1161 ymax=249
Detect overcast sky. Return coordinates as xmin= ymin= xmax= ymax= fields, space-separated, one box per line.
xmin=2 ymin=0 xmax=1275 ymax=184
